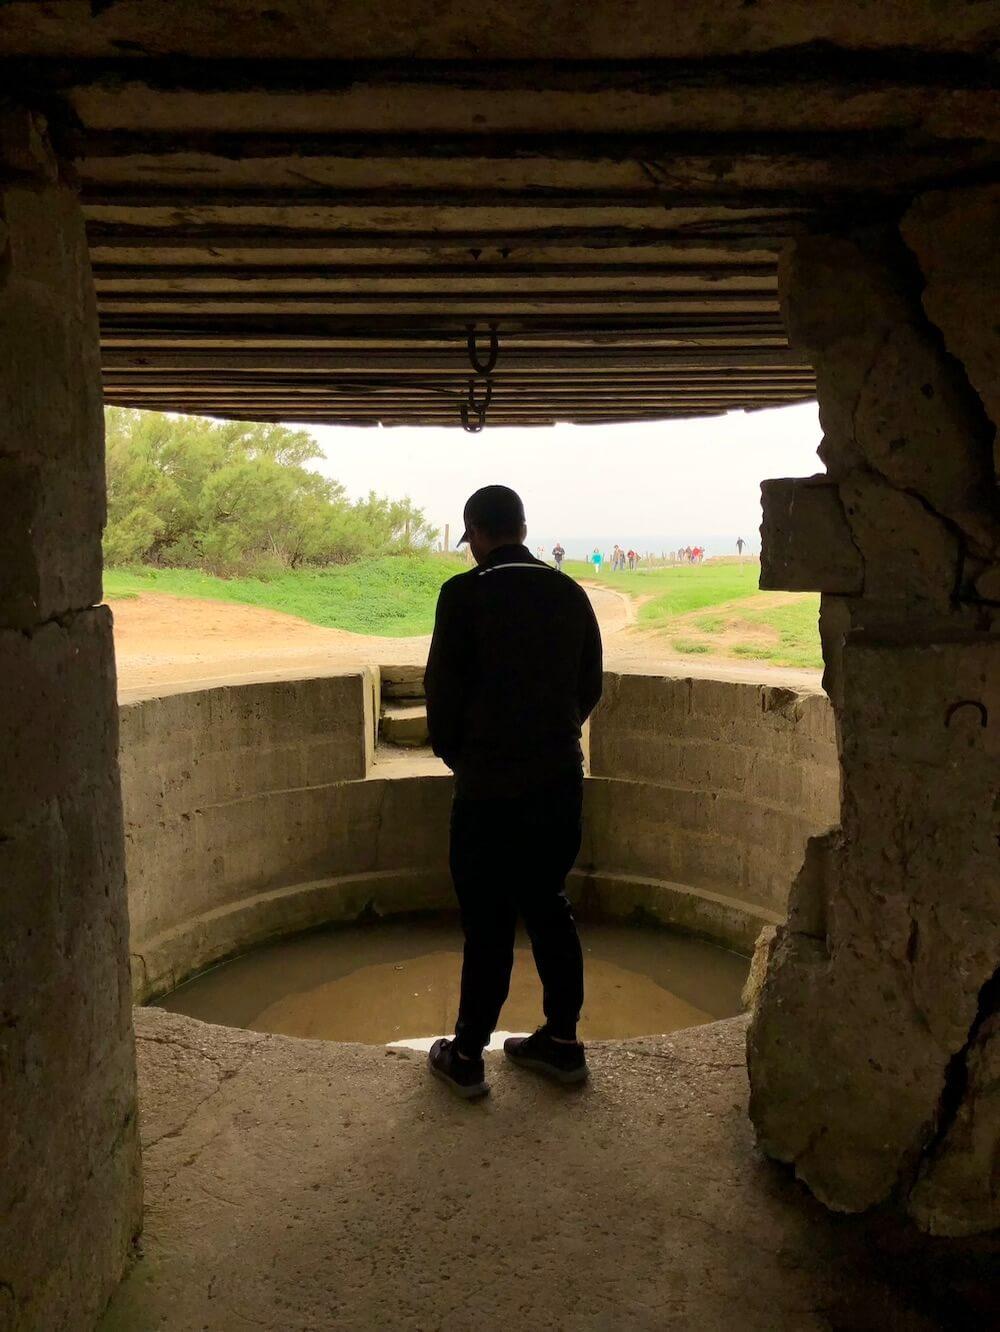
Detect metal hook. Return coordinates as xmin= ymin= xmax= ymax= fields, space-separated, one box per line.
xmin=459 ymin=376 xmax=492 ymax=432
xmin=460 ymin=405 xmax=486 ymax=433
xmin=945 ymin=699 xmax=988 ymax=729
xmin=466 ymin=322 xmax=499 ymax=376
xmin=466 ymin=377 xmax=493 ymax=413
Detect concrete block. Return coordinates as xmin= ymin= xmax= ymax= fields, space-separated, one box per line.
xmin=0 ymin=183 xmax=104 ymax=627
xmin=0 ymin=608 xmax=118 ymax=828
xmin=380 ymin=703 xmax=429 ymax=746
xmin=840 ymin=471 xmax=960 ymax=608
xmin=760 ymin=475 xmax=863 ymax=594
xmin=380 ymin=663 xmax=427 ymax=700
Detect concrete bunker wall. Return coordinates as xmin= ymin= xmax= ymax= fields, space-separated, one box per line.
xmin=584 ymin=672 xmax=839 ymax=934
xmin=122 ymin=669 xmax=839 ymax=1003
xmin=0 ymin=113 xmax=142 ymax=1330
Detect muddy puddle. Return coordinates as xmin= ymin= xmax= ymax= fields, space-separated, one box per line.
xmin=156 ymin=918 xmax=749 ymax=1045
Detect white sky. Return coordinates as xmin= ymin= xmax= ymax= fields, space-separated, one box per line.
xmin=306 ymin=399 xmax=824 ymax=558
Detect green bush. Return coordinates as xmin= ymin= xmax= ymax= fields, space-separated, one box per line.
xmin=103 ymin=408 xmax=437 ymax=573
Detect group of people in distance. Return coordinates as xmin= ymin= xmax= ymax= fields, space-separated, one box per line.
xmin=534 ymin=543 xmax=638 ymax=573
xmin=610 ymin=544 xmax=638 ymax=572
xmin=677 ymin=545 xmax=704 ymax=563
xmin=587 ymin=545 xmax=638 ymax=573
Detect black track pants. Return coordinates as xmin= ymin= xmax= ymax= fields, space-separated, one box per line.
xmin=449 ymin=775 xmax=584 ymax=1057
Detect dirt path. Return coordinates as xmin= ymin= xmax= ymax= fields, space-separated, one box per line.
xmin=111 ymin=583 xmax=821 ymax=702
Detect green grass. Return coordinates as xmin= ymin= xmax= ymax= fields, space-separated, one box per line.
xmin=565 ymin=559 xmax=763 ymax=624
xmin=103 ymin=555 xmax=468 ymax=637
xmin=725 ymin=598 xmax=824 ymax=669
xmin=672 ymin=640 xmax=712 ymax=655
xmin=104 ymin=553 xmax=823 ymax=666
xmin=566 ymin=559 xmax=821 ymax=670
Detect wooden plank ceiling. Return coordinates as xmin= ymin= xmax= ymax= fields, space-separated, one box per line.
xmin=3 ymin=3 xmax=998 ymax=426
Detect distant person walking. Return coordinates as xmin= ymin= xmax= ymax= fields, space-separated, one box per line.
xmin=591 ymin=547 xmax=603 ymax=573
xmin=425 ymin=485 xmax=603 ymax=1098
xmin=627 ymin=548 xmax=637 ymax=572
xmin=736 ymin=536 xmax=745 ymax=556
xmin=552 ymin=541 xmax=565 ymax=571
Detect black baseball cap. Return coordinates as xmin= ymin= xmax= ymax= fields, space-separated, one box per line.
xmin=459 ymin=484 xmax=526 ymax=544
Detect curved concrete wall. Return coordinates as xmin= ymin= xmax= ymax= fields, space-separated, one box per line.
xmin=581 ymin=673 xmax=839 ymax=943
xmin=121 ymin=670 xmax=839 ymax=1002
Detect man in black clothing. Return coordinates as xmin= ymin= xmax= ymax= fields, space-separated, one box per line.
xmin=424 ymin=485 xmax=603 ymax=1098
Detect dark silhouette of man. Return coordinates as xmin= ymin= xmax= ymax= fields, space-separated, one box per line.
xmin=424 ymin=485 xmax=603 ymax=1098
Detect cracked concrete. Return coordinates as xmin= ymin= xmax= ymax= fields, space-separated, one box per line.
xmin=752 ymin=207 xmax=1000 ymax=1231
xmin=101 ymin=1009 xmax=999 ymax=1331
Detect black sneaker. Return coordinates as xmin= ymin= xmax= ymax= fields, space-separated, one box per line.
xmin=428 ymin=1038 xmax=489 ymax=1099
xmin=504 ymin=1028 xmax=588 ymax=1084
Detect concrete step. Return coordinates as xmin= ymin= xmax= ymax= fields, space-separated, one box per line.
xmin=380 ymin=703 xmax=429 ymax=747
xmin=380 ymin=664 xmax=426 ymax=702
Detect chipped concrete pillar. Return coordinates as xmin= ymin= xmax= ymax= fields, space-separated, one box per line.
xmin=750 ymin=195 xmax=1000 ymax=1234
xmin=0 ymin=111 xmax=141 ymax=1327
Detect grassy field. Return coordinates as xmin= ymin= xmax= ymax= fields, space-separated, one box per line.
xmin=105 ymin=553 xmax=822 ymax=667
xmin=104 ymin=555 xmax=467 ymax=637
xmin=566 ymin=559 xmax=821 ymax=669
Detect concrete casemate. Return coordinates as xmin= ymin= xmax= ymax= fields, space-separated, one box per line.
xmin=121 ymin=668 xmax=839 ymax=1003
xmin=3 ymin=10 xmax=999 ymax=1323
xmin=0 ymin=111 xmax=141 ymax=1332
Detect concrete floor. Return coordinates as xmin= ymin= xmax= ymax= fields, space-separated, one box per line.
xmin=102 ymin=1010 xmax=998 ymax=1331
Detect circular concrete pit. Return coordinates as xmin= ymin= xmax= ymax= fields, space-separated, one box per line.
xmin=155 ymin=916 xmax=750 ymax=1046
xmin=120 ymin=667 xmax=838 ymax=1033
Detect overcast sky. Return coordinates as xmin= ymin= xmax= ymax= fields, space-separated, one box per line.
xmin=306 ymin=399 xmax=824 ymax=558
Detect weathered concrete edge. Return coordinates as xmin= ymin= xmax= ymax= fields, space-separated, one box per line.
xmin=569 ymin=869 xmax=782 ymax=955
xmin=132 ymin=866 xmax=454 ymax=1003
xmin=132 ymin=861 xmax=775 ymax=1005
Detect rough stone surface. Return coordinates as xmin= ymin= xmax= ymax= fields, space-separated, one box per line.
xmin=99 ymin=1008 xmax=999 ymax=1331
xmin=975 ymin=564 xmax=1000 ymax=603
xmin=780 ymin=230 xmax=996 ymax=548
xmin=754 ymin=211 xmax=1000 ymax=1234
xmin=0 ymin=129 xmax=140 ymax=1331
xmin=0 ymin=180 xmax=105 ymax=628
xmin=839 ymin=471 xmax=960 ymax=611
xmin=759 ymin=475 xmax=863 ymax=593
xmin=908 ymin=1008 xmax=1000 ymax=1237
xmin=0 ymin=610 xmax=141 ymax=1330
xmin=903 ymin=185 xmax=1000 ymax=474
xmin=741 ymin=925 xmax=778 ymax=1011
xmin=751 ymin=639 xmax=1000 ymax=1217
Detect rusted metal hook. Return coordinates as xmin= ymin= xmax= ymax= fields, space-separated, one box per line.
xmin=459 ymin=377 xmax=493 ymax=432
xmin=466 ymin=322 xmax=499 ymax=376
xmin=945 ymin=699 xmax=989 ymax=729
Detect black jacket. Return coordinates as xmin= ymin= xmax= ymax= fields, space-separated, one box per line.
xmin=424 ymin=545 xmax=603 ymax=798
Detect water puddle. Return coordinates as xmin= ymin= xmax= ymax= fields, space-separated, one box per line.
xmin=156 ymin=918 xmax=749 ymax=1045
